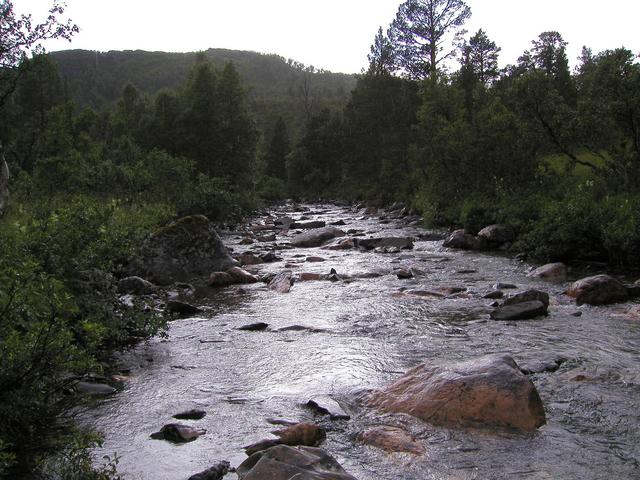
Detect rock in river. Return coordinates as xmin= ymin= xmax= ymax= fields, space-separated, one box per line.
xmin=527 ymin=262 xmax=567 ymax=282
xmin=359 ymin=426 xmax=425 ymax=455
xmin=307 ymin=395 xmax=350 ymax=420
xmin=243 ymin=423 xmax=326 ymax=456
xmin=132 ymin=215 xmax=237 ymax=285
xmin=269 ymin=271 xmax=294 ymax=293
xmin=355 ymin=237 xmax=414 ymax=250
xmin=566 ymin=274 xmax=629 ymax=305
xmin=187 ymin=461 xmax=230 ymax=480
xmin=491 ymin=300 xmax=548 ymax=321
xmin=150 ymin=423 xmax=206 ymax=443
xmin=443 ymin=229 xmax=487 ymax=250
xmin=503 ymin=289 xmax=550 ymax=309
xmin=237 ymin=445 xmax=357 ymax=480
xmin=477 ymin=224 xmax=515 ymax=245
xmin=165 ymin=300 xmax=202 ymax=316
xmin=173 ymin=409 xmax=207 ymax=420
xmin=366 ymin=354 xmax=546 ymax=431
xmin=290 ymin=226 xmax=345 ymax=248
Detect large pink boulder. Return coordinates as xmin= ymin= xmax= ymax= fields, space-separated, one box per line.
xmin=566 ymin=274 xmax=628 ymax=305
xmin=366 ymin=354 xmax=545 ymax=431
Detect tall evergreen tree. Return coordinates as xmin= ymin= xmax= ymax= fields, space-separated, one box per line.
xmin=388 ymin=0 xmax=471 ymax=80
xmin=367 ymin=27 xmax=396 ymax=76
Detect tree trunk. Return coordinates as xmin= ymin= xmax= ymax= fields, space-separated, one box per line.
xmin=0 ymin=147 xmax=9 ymax=215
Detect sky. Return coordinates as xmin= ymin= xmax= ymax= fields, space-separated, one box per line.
xmin=16 ymin=0 xmax=640 ymax=74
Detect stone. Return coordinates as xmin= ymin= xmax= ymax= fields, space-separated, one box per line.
xmin=299 ymin=272 xmax=322 ymax=281
xmin=150 ymin=423 xmax=206 ymax=443
xmin=477 ymin=224 xmax=515 ymax=244
xmin=75 ymin=381 xmax=116 ymax=396
xmin=236 ymin=445 xmax=357 ymax=480
xmin=239 ymin=252 xmax=264 ymax=266
xmin=290 ymin=227 xmax=345 ymax=248
xmin=331 ymin=219 xmax=346 ymax=226
xmin=306 ymin=256 xmax=326 ymax=262
xmin=396 ymin=268 xmax=414 ymax=279
xmin=239 ymin=237 xmax=254 ymax=245
xmin=443 ymin=229 xmax=487 ymax=250
xmin=208 ymin=271 xmax=235 ymax=287
xmin=366 ymin=354 xmax=545 ymax=431
xmin=306 ymin=395 xmax=350 ymax=420
xmin=257 ymin=233 xmax=277 ymax=242
xmin=117 ymin=276 xmax=155 ymax=295
xmin=133 ymin=215 xmax=237 ymax=285
xmin=359 ymin=426 xmax=425 ymax=455
xmin=503 ymin=289 xmax=550 ymax=309
xmin=291 ymin=220 xmax=326 ymax=229
xmin=244 ymin=423 xmax=326 ymax=456
xmin=259 ymin=252 xmax=280 ymax=263
xmin=165 ymin=300 xmax=202 ymax=316
xmin=324 ymin=238 xmax=355 ymax=250
xmin=490 ymin=301 xmax=548 ymax=320
xmin=626 ymin=285 xmax=640 ymax=298
xmin=227 ymin=266 xmax=259 ymax=284
xmin=269 ymin=271 xmax=294 ymax=293
xmin=483 ymin=290 xmax=504 ymax=299
xmin=356 ymin=237 xmax=414 ymax=250
xmin=566 ymin=274 xmax=629 ymax=305
xmin=238 ymin=322 xmax=269 ymax=331
xmin=173 ymin=409 xmax=207 ymax=420
xmin=275 ymin=216 xmax=295 ymax=228
xmin=527 ymin=262 xmax=567 ymax=282
xmin=187 ymin=461 xmax=231 ymax=480
xmin=494 ymin=282 xmax=517 ymax=290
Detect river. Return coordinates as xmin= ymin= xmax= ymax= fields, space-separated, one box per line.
xmin=86 ymin=203 xmax=640 ymax=479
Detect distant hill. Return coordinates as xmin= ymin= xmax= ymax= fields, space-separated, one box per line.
xmin=49 ymin=48 xmax=357 ymax=139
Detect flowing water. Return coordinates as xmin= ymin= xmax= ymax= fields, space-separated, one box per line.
xmin=87 ymin=203 xmax=640 ymax=480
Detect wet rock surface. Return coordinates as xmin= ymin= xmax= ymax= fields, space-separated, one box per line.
xmin=366 ymin=354 xmax=546 ymax=431
xmin=566 ymin=274 xmax=629 ymax=305
xmin=237 ymin=445 xmax=358 ymax=480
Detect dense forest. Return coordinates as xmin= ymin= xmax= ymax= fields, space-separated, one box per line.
xmin=1 ymin=0 xmax=639 ymax=478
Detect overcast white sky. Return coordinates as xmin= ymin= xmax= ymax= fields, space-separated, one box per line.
xmin=17 ymin=0 xmax=640 ymax=74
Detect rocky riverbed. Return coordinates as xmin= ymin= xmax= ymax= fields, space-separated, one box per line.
xmin=84 ymin=203 xmax=640 ymax=479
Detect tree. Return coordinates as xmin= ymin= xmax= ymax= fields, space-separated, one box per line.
xmin=264 ymin=116 xmax=290 ymax=179
xmin=367 ymin=27 xmax=396 ymax=76
xmin=0 ymin=1 xmax=78 ymax=108
xmin=460 ymin=29 xmax=500 ymax=87
xmin=519 ymin=31 xmax=575 ymax=102
xmin=388 ymin=0 xmax=471 ymax=80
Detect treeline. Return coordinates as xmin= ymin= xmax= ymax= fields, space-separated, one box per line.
xmin=286 ymin=0 xmax=640 ymax=267
xmin=50 ymin=48 xmax=355 ymax=140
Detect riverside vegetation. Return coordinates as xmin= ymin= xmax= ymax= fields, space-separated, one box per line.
xmin=0 ymin=0 xmax=639 ymax=478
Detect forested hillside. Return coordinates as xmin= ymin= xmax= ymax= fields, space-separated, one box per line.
xmin=50 ymin=48 xmax=356 ymax=138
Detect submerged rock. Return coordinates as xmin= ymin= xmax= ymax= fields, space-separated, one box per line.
xmin=307 ymin=395 xmax=350 ymax=420
xmin=290 ymin=227 xmax=345 ymax=248
xmin=503 ymin=290 xmax=550 ymax=309
xmin=366 ymin=354 xmax=546 ymax=431
xmin=243 ymin=423 xmax=326 ymax=456
xmin=173 ymin=409 xmax=207 ymax=420
xmin=150 ymin=423 xmax=206 ymax=443
xmin=359 ymin=426 xmax=425 ymax=455
xmin=238 ymin=322 xmax=269 ymax=331
xmin=165 ymin=300 xmax=202 ymax=316
xmin=237 ymin=445 xmax=357 ymax=480
xmin=566 ymin=274 xmax=629 ymax=305
xmin=490 ymin=300 xmax=548 ymax=320
xmin=187 ymin=461 xmax=230 ymax=480
xmin=75 ymin=381 xmax=116 ymax=396
xmin=356 ymin=237 xmax=414 ymax=251
xmin=291 ymin=220 xmax=326 ymax=229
